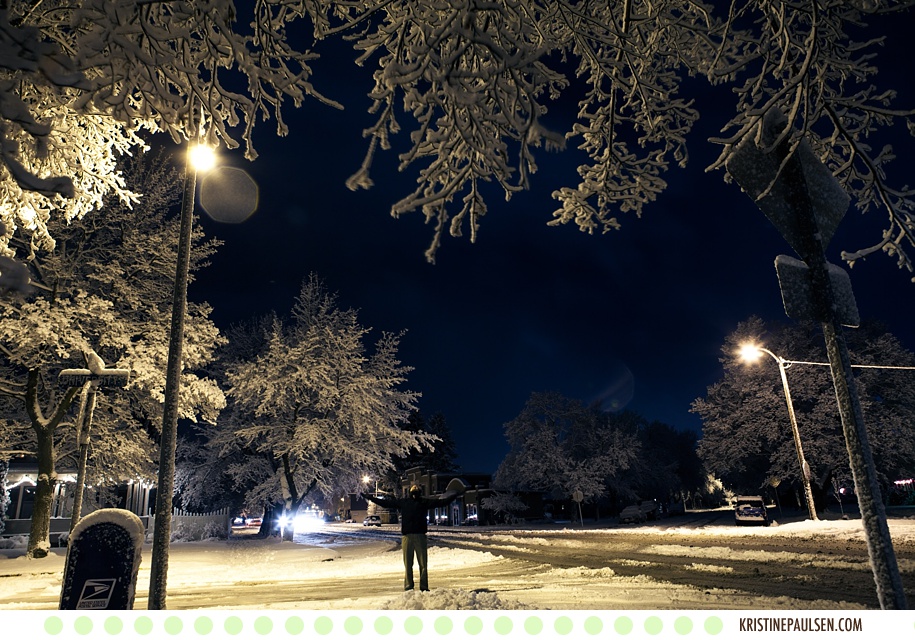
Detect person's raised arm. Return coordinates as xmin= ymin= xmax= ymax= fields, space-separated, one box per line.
xmin=363 ymin=493 xmax=396 ymax=508
xmin=430 ymin=486 xmax=466 ymax=507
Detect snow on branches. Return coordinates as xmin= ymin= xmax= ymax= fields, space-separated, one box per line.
xmin=0 ymin=0 xmax=335 ymax=254
xmin=320 ymin=1 xmax=915 ymax=273
xmin=216 ymin=274 xmax=428 ymax=510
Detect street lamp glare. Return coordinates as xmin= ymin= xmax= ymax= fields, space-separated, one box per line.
xmin=739 ymin=343 xmax=763 ymax=363
xmin=362 ymin=475 xmax=371 ymax=484
xmin=188 ymin=143 xmax=216 ymax=172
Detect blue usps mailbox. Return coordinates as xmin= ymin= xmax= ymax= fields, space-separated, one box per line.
xmin=59 ymin=509 xmax=145 ymax=610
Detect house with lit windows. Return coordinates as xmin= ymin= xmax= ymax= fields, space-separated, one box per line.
xmin=1 ymin=458 xmax=155 ymax=542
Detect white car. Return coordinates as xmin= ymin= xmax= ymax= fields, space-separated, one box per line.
xmin=363 ymin=515 xmax=382 ymax=526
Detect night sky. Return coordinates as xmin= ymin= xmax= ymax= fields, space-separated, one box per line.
xmin=188 ymin=30 xmax=915 ymax=475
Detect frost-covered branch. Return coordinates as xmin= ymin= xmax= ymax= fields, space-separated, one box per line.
xmin=316 ymin=0 xmax=915 ymax=276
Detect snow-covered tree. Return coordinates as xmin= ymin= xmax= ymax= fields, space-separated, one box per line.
xmin=6 ymin=2 xmax=913 ymax=276
xmin=0 ymin=1 xmax=335 ymax=254
xmin=388 ymin=411 xmax=457 ymax=480
xmin=4 ymin=1 xmax=913 ymax=280
xmin=693 ymin=316 xmax=915 ymax=502
xmin=493 ymin=391 xmax=642 ymax=504
xmin=480 ymin=491 xmax=527 ymax=524
xmin=0 ymin=149 xmax=225 ymax=557
xmin=312 ymin=1 xmax=915 ymax=273
xmin=197 ymin=274 xmax=432 ymax=540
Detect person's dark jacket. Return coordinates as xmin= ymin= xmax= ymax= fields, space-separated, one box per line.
xmin=363 ymin=490 xmax=461 ymax=535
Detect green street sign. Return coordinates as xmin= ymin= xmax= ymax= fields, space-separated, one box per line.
xmin=58 ymin=368 xmax=130 ymax=388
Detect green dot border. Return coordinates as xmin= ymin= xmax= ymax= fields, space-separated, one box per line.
xmin=30 ymin=612 xmax=733 ymax=639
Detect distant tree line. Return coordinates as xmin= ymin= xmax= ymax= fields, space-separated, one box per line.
xmin=492 ymin=391 xmax=705 ymax=515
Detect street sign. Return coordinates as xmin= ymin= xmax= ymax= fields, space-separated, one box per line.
xmin=775 ymin=255 xmax=860 ymax=327
xmin=726 ymin=109 xmax=849 ymax=261
xmin=572 ymin=490 xmax=584 ymax=503
xmin=59 ymin=368 xmax=130 ymax=388
xmin=59 ymin=509 xmax=145 ymax=610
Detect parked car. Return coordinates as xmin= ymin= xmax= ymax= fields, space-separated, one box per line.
xmin=734 ymin=496 xmax=769 ymax=526
xmin=618 ymin=505 xmax=646 ymax=524
xmin=363 ymin=515 xmax=382 ymax=526
xmin=640 ymin=499 xmax=661 ymax=521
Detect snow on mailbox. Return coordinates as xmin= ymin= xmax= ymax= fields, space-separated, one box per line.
xmin=59 ymin=509 xmax=145 ymax=610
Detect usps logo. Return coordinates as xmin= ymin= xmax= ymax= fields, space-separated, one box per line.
xmin=75 ymin=578 xmax=117 ymax=609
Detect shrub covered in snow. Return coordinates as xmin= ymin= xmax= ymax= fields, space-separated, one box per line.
xmin=0 ymin=534 xmax=28 ymax=549
xmin=170 ymin=518 xmax=228 ymax=542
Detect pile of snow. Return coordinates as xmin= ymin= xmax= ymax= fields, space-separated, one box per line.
xmin=0 ymin=536 xmax=27 ymax=550
xmin=380 ymin=588 xmax=534 ymax=610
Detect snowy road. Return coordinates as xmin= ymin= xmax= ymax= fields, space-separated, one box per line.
xmin=2 ymin=510 xmax=914 ymax=610
xmin=313 ymin=510 xmax=915 ymax=609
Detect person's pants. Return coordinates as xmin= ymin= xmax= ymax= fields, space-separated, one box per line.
xmin=402 ymin=533 xmax=429 ymax=591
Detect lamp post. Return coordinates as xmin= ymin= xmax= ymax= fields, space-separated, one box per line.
xmin=740 ymin=344 xmax=818 ymax=521
xmin=148 ymin=141 xmax=215 ymax=610
xmin=739 ymin=344 xmax=915 ymax=522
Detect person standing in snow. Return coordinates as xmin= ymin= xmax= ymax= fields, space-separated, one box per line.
xmin=363 ymin=484 xmax=465 ymax=591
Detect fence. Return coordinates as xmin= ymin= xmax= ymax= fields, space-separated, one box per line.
xmin=2 ymin=508 xmax=231 ymax=546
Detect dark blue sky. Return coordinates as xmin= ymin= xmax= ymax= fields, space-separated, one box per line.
xmin=189 ymin=26 xmax=915 ymax=475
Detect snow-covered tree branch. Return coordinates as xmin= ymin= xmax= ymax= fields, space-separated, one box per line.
xmin=3 ymin=1 xmax=914 ymax=277
xmin=318 ymin=1 xmax=915 ymax=275
xmin=0 ymin=0 xmax=336 ymax=255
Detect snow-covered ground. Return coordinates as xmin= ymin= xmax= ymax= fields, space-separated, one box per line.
xmin=2 ymin=513 xmax=914 ymax=611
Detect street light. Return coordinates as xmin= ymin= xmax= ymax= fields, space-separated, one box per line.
xmin=739 ymin=344 xmax=915 ymax=522
xmin=740 ymin=344 xmax=818 ymax=521
xmin=362 ymin=475 xmax=378 ymax=495
xmin=148 ymin=140 xmax=215 ymax=610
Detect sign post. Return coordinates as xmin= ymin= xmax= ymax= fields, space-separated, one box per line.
xmin=58 ymin=354 xmax=130 ymax=531
xmin=727 ymin=109 xmax=906 ymax=609
xmin=572 ymin=490 xmax=584 ymax=526
xmin=59 ymin=509 xmax=145 ymax=610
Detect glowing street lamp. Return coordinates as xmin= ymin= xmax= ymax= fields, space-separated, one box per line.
xmin=148 ymin=140 xmax=216 ymax=610
xmin=739 ymin=343 xmax=818 ymax=521
xmin=362 ymin=475 xmax=379 ymax=495
xmin=187 ymin=143 xmax=215 ymax=172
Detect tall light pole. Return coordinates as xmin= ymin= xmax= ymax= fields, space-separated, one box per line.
xmin=740 ymin=344 xmax=818 ymax=521
xmin=739 ymin=344 xmax=915 ymax=523
xmin=148 ymin=141 xmax=215 ymax=610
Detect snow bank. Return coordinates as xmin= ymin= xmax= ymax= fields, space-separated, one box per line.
xmin=379 ymin=588 xmax=534 ymax=610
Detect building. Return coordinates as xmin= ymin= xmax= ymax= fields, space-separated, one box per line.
xmin=2 ymin=458 xmax=155 ymax=541
xmin=400 ymin=467 xmax=495 ymax=526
